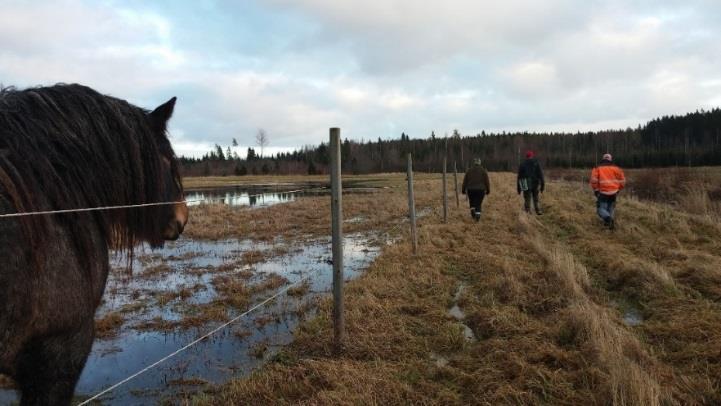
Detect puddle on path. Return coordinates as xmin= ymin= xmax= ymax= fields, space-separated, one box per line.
xmin=0 ymin=233 xmax=381 ymax=405
xmin=447 ymin=284 xmax=476 ymax=342
xmin=611 ymin=300 xmax=644 ymax=327
xmin=622 ymin=307 xmax=644 ymax=327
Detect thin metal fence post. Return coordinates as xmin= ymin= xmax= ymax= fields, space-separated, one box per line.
xmin=453 ymin=161 xmax=459 ymax=208
xmin=407 ymin=153 xmax=418 ymax=254
xmin=330 ymin=127 xmax=344 ymax=353
xmin=443 ymin=156 xmax=448 ymax=223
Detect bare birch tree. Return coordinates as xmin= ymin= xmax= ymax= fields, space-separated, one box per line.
xmin=256 ymin=128 xmax=269 ymax=158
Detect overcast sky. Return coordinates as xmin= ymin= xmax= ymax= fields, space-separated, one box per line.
xmin=2 ymin=0 xmax=720 ymax=157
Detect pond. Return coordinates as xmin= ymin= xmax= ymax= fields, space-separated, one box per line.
xmin=184 ymin=185 xmax=386 ymax=207
xmin=184 ymin=189 xmax=301 ymax=207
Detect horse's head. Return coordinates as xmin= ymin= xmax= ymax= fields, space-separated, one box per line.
xmin=147 ymin=97 xmax=188 ymax=242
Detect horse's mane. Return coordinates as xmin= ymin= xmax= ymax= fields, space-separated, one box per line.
xmin=0 ymin=84 xmax=181 ymax=262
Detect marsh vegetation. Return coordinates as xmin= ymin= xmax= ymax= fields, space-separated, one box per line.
xmin=186 ymin=169 xmax=721 ymax=405
xmin=3 ymin=170 xmax=719 ymax=404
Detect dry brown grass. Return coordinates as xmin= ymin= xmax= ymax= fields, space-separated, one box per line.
xmin=211 ymin=275 xmax=252 ymax=309
xmin=95 ymin=312 xmax=125 ymax=339
xmin=181 ymin=171 xmax=721 ymax=405
xmin=287 ymin=280 xmax=310 ymax=297
xmin=538 ymin=177 xmax=721 ymax=403
xmin=182 ymin=173 xmax=410 ymax=190
xmin=82 ymin=169 xmax=702 ymax=405
xmin=182 ymin=174 xmax=440 ymax=241
xmin=241 ymin=249 xmax=266 ymax=265
xmin=141 ymin=263 xmax=172 ymax=277
xmin=250 ymin=274 xmax=288 ymax=294
xmin=169 ymin=377 xmax=209 ymax=387
xmin=154 ymin=285 xmax=197 ymax=306
xmin=133 ymin=316 xmax=179 ymax=332
xmin=547 ymin=166 xmax=721 ymax=218
xmin=139 ymin=273 xmax=291 ymax=330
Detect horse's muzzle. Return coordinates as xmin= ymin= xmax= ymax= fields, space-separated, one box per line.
xmin=163 ymin=202 xmax=188 ymax=240
xmin=163 ymin=220 xmax=185 ymax=240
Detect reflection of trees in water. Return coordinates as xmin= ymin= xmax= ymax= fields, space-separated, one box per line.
xmin=186 ymin=190 xmax=298 ymax=206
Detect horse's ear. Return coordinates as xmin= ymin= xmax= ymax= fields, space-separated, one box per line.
xmin=148 ymin=97 xmax=176 ymax=132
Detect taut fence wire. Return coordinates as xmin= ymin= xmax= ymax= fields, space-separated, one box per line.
xmin=0 ymin=174 xmax=440 ymax=402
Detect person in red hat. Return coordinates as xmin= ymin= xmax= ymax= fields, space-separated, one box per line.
xmin=590 ymin=153 xmax=625 ymax=229
xmin=517 ymin=150 xmax=545 ymax=214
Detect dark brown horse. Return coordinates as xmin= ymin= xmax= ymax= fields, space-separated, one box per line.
xmin=0 ymin=84 xmax=188 ymax=405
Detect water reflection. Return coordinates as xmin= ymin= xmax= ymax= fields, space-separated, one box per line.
xmin=0 ymin=234 xmax=380 ymax=405
xmin=184 ymin=189 xmax=299 ymax=207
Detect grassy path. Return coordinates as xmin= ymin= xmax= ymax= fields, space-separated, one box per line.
xmin=539 ymin=181 xmax=721 ymax=404
xmin=191 ymin=173 xmax=721 ymax=405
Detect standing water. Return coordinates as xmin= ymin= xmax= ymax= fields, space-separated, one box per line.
xmin=0 ymin=233 xmax=382 ymax=404
xmin=184 ymin=188 xmax=300 ymax=207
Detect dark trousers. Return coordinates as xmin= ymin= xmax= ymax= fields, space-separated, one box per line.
xmin=523 ymin=188 xmax=540 ymax=212
xmin=467 ymin=189 xmax=486 ymax=213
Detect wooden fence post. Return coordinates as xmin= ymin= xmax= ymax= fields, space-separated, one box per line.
xmin=407 ymin=153 xmax=418 ymax=255
xmin=443 ymin=156 xmax=448 ymax=223
xmin=330 ymin=127 xmax=344 ymax=353
xmin=453 ymin=161 xmax=459 ymax=208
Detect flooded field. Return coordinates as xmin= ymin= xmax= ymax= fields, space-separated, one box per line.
xmin=184 ymin=184 xmax=387 ymax=207
xmin=0 ymin=233 xmax=383 ymax=405
xmin=0 ymin=175 xmax=430 ymax=405
xmin=184 ymin=189 xmax=299 ymax=207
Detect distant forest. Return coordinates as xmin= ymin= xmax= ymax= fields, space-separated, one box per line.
xmin=179 ymin=108 xmax=721 ymax=176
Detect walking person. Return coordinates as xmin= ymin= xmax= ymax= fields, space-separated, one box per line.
xmin=461 ymin=158 xmax=491 ymax=221
xmin=590 ymin=153 xmax=626 ymax=229
xmin=517 ymin=150 xmax=545 ymax=214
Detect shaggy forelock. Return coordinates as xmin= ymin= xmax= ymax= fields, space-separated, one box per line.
xmin=0 ymin=83 xmax=182 ymax=264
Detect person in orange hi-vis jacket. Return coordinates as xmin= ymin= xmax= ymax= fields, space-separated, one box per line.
xmin=590 ymin=153 xmax=625 ymax=230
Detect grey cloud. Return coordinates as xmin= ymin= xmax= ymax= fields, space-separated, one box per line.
xmin=3 ymin=0 xmax=721 ymax=156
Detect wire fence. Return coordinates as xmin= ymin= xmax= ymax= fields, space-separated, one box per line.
xmin=77 ymin=269 xmax=320 ymax=405
xmin=0 ymin=200 xmax=200 ymax=218
xmin=1 ymin=182 xmax=431 ymax=403
xmin=0 ymin=188 xmax=311 ymax=218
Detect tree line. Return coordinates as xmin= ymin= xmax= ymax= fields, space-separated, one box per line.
xmin=179 ymin=108 xmax=721 ymax=176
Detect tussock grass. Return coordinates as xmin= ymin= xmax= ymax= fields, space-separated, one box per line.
xmin=287 ymin=280 xmax=310 ymax=297
xmin=183 ymin=175 xmax=441 ymax=241
xmin=241 ymin=249 xmax=266 ymax=265
xmin=211 ymin=275 xmax=252 ymax=309
xmin=95 ymin=312 xmax=125 ymax=339
xmin=158 ymin=170 xmax=721 ymax=405
xmin=539 ymin=175 xmax=721 ymax=404
xmin=548 ymin=166 xmax=721 ymax=218
xmin=154 ymin=285 xmax=197 ymax=306
xmin=249 ymin=274 xmax=288 ymax=294
xmin=141 ymin=263 xmax=172 ymax=278
xmin=249 ymin=341 xmax=269 ymax=359
xmin=182 ymin=173 xmax=411 ymax=190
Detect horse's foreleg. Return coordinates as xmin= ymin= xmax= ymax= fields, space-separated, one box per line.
xmin=15 ymin=318 xmax=94 ymax=406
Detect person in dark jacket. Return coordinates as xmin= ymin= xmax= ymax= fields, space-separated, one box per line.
xmin=461 ymin=158 xmax=491 ymax=221
xmin=517 ymin=150 xmax=545 ymax=214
